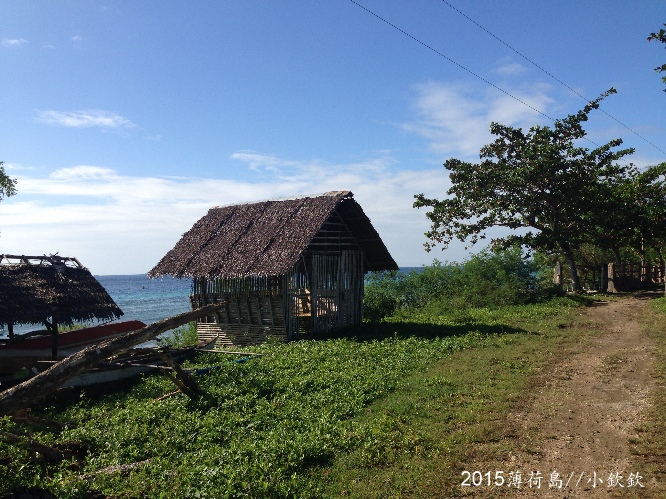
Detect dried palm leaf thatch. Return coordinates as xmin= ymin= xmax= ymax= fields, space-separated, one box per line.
xmin=148 ymin=191 xmax=397 ymax=279
xmin=0 ymin=255 xmax=123 ymax=327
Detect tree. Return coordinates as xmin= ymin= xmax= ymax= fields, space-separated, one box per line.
xmin=622 ymin=163 xmax=666 ymax=262
xmin=648 ymin=24 xmax=666 ymax=91
xmin=0 ymin=161 xmax=17 ymax=201
xmin=414 ymin=89 xmax=634 ymax=292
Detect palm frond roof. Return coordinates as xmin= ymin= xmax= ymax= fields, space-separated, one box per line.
xmin=148 ymin=191 xmax=398 ymax=278
xmin=0 ymin=254 xmax=123 ymax=327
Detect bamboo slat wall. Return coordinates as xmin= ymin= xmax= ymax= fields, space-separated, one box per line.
xmin=311 ymin=250 xmax=363 ymax=335
xmin=191 ymin=250 xmax=364 ymax=346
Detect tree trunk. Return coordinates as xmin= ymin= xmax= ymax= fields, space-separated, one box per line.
xmin=561 ymin=243 xmax=582 ymax=292
xmin=0 ymin=304 xmax=223 ymax=416
xmin=612 ymin=247 xmax=622 ymax=266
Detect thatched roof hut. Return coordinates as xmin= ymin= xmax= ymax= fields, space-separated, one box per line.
xmin=0 ymin=254 xmax=123 ymax=335
xmin=149 ymin=191 xmax=397 ymax=346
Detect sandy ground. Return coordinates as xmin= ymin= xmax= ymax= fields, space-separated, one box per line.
xmin=493 ymin=294 xmax=659 ymax=497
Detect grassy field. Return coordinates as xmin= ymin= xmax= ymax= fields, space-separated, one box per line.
xmin=1 ymin=293 xmax=661 ymax=498
xmin=632 ymin=296 xmax=666 ymax=489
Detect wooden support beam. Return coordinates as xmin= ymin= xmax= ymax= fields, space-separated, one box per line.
xmin=154 ymin=350 xmax=204 ymax=400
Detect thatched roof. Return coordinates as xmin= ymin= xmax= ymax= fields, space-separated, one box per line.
xmin=0 ymin=255 xmax=123 ymax=327
xmin=148 ymin=191 xmax=398 ymax=279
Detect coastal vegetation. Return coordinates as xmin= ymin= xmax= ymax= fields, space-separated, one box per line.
xmin=5 ymin=249 xmax=654 ymax=498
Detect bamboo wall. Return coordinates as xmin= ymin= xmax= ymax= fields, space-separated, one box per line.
xmin=191 ymin=250 xmax=364 ymax=346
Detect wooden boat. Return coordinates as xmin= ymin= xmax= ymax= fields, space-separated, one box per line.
xmin=0 ymin=320 xmax=147 ymax=376
xmin=0 ymin=337 xmax=216 ymax=391
xmin=60 ymin=345 xmax=197 ymax=388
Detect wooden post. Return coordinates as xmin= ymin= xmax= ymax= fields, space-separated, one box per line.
xmin=51 ymin=320 xmax=58 ymax=358
xmin=0 ymin=304 xmax=224 ymax=416
xmin=600 ymin=264 xmax=608 ymax=293
xmin=7 ymin=322 xmax=14 ymax=340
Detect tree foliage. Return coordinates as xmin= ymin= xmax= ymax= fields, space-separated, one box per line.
xmin=648 ymin=24 xmax=666 ymax=91
xmin=413 ymin=89 xmax=637 ymax=291
xmin=0 ymin=161 xmax=16 ymax=202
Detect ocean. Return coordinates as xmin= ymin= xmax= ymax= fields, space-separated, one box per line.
xmin=1 ymin=274 xmax=193 ymax=339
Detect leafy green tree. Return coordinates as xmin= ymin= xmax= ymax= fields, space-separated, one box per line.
xmin=648 ymin=24 xmax=666 ymax=91
xmin=0 ymin=161 xmax=16 ymax=201
xmin=623 ymin=163 xmax=666 ymax=261
xmin=414 ymin=89 xmax=634 ymax=292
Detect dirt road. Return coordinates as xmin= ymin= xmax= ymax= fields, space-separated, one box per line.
xmin=500 ymin=294 xmax=659 ymax=497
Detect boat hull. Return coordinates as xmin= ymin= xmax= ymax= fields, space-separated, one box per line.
xmin=0 ymin=320 xmax=146 ymax=376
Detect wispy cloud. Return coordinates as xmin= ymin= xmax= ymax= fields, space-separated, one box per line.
xmin=2 ymin=38 xmax=28 ymax=47
xmin=36 ymin=110 xmax=135 ymax=129
xmin=495 ymin=60 xmax=529 ymax=77
xmin=0 ymin=156 xmax=454 ymax=274
xmin=230 ymin=152 xmax=300 ymax=172
xmin=403 ymin=81 xmax=554 ymax=159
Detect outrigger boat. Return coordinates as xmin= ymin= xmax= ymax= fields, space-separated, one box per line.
xmin=0 ymin=332 xmax=217 ymax=391
xmin=0 ymin=321 xmax=147 ymax=379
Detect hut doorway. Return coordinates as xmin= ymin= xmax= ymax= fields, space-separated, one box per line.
xmin=309 ymin=250 xmax=363 ymax=335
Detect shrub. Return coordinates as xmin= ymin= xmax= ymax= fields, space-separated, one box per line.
xmin=364 ymin=247 xmax=544 ymax=321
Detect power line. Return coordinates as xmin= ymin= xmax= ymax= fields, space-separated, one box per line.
xmin=348 ymin=0 xmax=615 ymax=150
xmin=438 ymin=0 xmax=666 ymax=156
xmin=348 ymin=0 xmax=556 ymax=123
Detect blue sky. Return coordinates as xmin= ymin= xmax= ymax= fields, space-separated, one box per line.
xmin=1 ymin=1 xmax=665 ymax=275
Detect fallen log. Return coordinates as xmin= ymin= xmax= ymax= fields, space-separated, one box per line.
xmin=0 ymin=304 xmax=223 ymax=416
xmin=0 ymin=430 xmax=72 ymax=462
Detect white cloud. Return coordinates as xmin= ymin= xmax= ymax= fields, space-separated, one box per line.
xmin=37 ymin=110 xmax=135 ymax=129
xmin=2 ymin=38 xmax=28 ymax=47
xmin=230 ymin=152 xmax=300 ymax=172
xmin=403 ymin=81 xmax=554 ymax=159
xmin=0 ymin=156 xmax=455 ymax=274
xmin=494 ymin=60 xmax=529 ymax=77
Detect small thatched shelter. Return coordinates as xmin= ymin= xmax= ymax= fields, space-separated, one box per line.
xmin=0 ymin=255 xmax=123 ymax=353
xmin=149 ymin=191 xmax=398 ymax=346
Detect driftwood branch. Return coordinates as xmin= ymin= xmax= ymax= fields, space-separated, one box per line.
xmin=12 ymin=408 xmax=72 ymax=430
xmin=82 ymin=458 xmax=153 ymax=479
xmin=154 ymin=350 xmax=204 ymax=400
xmin=0 ymin=430 xmax=72 ymax=461
xmin=0 ymin=304 xmax=223 ymax=416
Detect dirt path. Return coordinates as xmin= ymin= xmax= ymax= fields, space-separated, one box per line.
xmin=502 ymin=294 xmax=658 ymax=497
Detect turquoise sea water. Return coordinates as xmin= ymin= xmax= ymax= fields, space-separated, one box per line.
xmin=96 ymin=275 xmax=193 ymax=325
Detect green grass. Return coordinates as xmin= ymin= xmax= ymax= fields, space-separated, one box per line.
xmin=631 ymin=296 xmax=666 ymax=488
xmin=1 ymin=296 xmax=598 ymax=498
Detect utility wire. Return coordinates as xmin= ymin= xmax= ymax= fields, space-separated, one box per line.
xmin=438 ymin=0 xmax=666 ymax=156
xmin=349 ymin=0 xmax=614 ymax=151
xmin=348 ymin=0 xmax=556 ymax=123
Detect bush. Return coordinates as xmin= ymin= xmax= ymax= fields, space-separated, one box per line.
xmin=363 ymin=247 xmax=544 ymax=321
xmin=157 ymin=321 xmax=199 ymax=347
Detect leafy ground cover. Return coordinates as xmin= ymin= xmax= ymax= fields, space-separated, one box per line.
xmin=632 ymin=296 xmax=666 ymax=488
xmin=0 ymin=295 xmax=598 ymax=498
